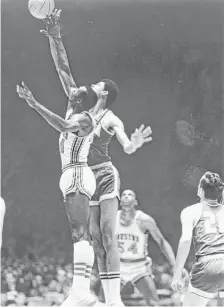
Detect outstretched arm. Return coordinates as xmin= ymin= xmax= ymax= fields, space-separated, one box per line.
xmin=110 ymin=116 xmax=152 ymax=154
xmin=41 ymin=10 xmax=77 ymax=99
xmin=173 ymin=208 xmax=194 ymax=283
xmin=141 ymin=215 xmax=176 ymax=269
xmin=16 ymin=82 xmax=92 ymax=133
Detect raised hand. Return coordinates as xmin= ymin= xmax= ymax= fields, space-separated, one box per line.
xmin=40 ymin=9 xmax=62 ymax=38
xmin=16 ymin=82 xmax=37 ymax=108
xmin=131 ymin=124 xmax=152 ymax=149
xmin=171 ymin=277 xmax=185 ymax=293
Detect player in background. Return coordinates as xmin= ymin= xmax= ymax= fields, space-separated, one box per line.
xmin=16 ymin=81 xmax=110 ymax=307
xmin=172 ymin=171 xmax=224 ymax=306
xmin=0 ymin=197 xmax=6 ymax=250
xmin=40 ymin=10 xmax=152 ymax=307
xmin=115 ymin=189 xmax=176 ymax=306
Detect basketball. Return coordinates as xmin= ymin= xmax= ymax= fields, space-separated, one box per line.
xmin=28 ymin=0 xmax=55 ymax=19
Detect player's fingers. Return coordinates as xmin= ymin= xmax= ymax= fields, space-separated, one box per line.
xmin=55 ymin=10 xmax=61 ymax=23
xmin=40 ymin=30 xmax=49 ymax=36
xmin=57 ymin=9 xmax=62 ymax=19
xmin=16 ymin=85 xmax=21 ymax=93
xmin=16 ymin=85 xmax=25 ymax=95
xmin=144 ymin=136 xmax=153 ymax=143
xmin=52 ymin=9 xmax=57 ymax=23
xmin=143 ymin=126 xmax=152 ymax=137
xmin=138 ymin=124 xmax=145 ymax=132
xmin=22 ymin=82 xmax=31 ymax=94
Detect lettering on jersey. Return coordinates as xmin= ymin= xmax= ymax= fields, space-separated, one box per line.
xmin=116 ymin=233 xmax=140 ymax=242
xmin=116 ymin=233 xmax=140 ymax=254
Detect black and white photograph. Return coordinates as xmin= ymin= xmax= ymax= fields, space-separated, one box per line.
xmin=1 ymin=0 xmax=224 ymax=306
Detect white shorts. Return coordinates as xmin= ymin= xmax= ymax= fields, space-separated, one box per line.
xmin=120 ymin=257 xmax=153 ymax=285
xmin=59 ymin=165 xmax=96 ymax=200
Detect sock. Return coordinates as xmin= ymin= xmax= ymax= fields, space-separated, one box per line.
xmin=72 ymin=240 xmax=89 ymax=291
xmin=107 ymin=272 xmax=121 ymax=304
xmin=84 ymin=244 xmax=95 ymax=292
xmin=99 ymin=272 xmax=110 ymax=305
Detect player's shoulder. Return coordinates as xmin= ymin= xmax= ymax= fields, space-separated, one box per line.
xmin=104 ymin=111 xmax=123 ymax=127
xmin=181 ymin=202 xmax=202 ymax=222
xmin=181 ymin=203 xmax=202 ymax=215
xmin=136 ymin=210 xmax=155 ymax=223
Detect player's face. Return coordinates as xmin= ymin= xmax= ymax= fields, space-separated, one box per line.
xmin=120 ymin=190 xmax=137 ymax=210
xmin=70 ymin=85 xmax=98 ymax=112
xmin=91 ymin=82 xmax=105 ymax=97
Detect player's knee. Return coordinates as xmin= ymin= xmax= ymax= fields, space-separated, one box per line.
xmin=70 ymin=223 xmax=89 ymax=243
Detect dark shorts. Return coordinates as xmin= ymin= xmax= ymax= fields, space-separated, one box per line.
xmin=189 ymin=256 xmax=224 ymax=298
xmin=89 ymin=162 xmax=120 ymax=205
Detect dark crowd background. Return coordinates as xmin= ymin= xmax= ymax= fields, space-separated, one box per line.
xmin=1 ymin=0 xmax=223 ymax=305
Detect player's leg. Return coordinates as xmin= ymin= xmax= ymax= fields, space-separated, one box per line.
xmin=184 ymin=258 xmax=221 ymax=307
xmin=100 ymin=196 xmax=122 ymax=306
xmin=60 ymin=167 xmax=96 ymax=306
xmin=90 ymin=205 xmax=109 ymax=304
xmin=64 ymin=192 xmax=92 ymax=287
xmin=134 ymin=276 xmax=160 ymax=307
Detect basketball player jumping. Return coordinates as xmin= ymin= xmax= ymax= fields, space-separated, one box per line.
xmin=116 ymin=189 xmax=176 ymax=306
xmin=172 ymin=171 xmax=224 ymax=306
xmin=16 ymin=81 xmax=116 ymax=307
xmin=40 ymin=9 xmax=152 ymax=307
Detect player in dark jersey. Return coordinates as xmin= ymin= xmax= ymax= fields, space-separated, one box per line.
xmin=172 ymin=171 xmax=224 ymax=306
xmin=40 ymin=10 xmax=152 ymax=307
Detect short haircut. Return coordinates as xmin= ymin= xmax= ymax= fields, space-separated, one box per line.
xmin=101 ymin=79 xmax=119 ymax=107
xmin=199 ymin=171 xmax=224 ymax=200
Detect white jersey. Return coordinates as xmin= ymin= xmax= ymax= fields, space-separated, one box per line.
xmin=116 ymin=210 xmax=148 ymax=261
xmin=59 ymin=109 xmax=106 ymax=172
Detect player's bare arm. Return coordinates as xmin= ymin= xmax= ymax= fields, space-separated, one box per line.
xmin=138 ymin=212 xmax=176 ymax=269
xmin=16 ymin=82 xmax=93 ymax=133
xmin=172 ymin=206 xmax=194 ymax=292
xmin=106 ymin=114 xmax=152 ymax=154
xmin=40 ymin=10 xmax=77 ymax=100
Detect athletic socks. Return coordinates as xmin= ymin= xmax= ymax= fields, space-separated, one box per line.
xmin=99 ymin=272 xmax=121 ymax=306
xmin=108 ymin=272 xmax=121 ymax=305
xmin=84 ymin=244 xmax=95 ymax=291
xmin=99 ymin=272 xmax=110 ymax=305
xmin=72 ymin=240 xmax=92 ymax=291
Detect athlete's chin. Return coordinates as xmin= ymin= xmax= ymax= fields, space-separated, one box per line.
xmin=121 ymin=205 xmax=133 ymax=211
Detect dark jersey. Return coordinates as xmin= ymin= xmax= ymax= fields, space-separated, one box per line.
xmin=193 ymin=204 xmax=224 ymax=260
xmin=88 ymin=110 xmax=114 ymax=167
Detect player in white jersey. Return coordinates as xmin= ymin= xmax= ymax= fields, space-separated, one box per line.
xmin=16 ymin=81 xmax=107 ymax=307
xmin=116 ymin=189 xmax=176 ymax=306
xmin=40 ymin=10 xmax=152 ymax=307
xmin=172 ymin=171 xmax=224 ymax=307
xmin=0 ymin=197 xmax=6 ymax=250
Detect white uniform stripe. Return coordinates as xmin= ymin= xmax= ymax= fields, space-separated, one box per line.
xmin=80 ymin=167 xmax=92 ymax=198
xmin=70 ymin=137 xmax=78 ymax=164
xmin=65 ymin=169 xmax=76 ymax=195
xmin=72 ymin=138 xmax=83 ymax=163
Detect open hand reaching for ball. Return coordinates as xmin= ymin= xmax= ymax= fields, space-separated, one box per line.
xmin=40 ymin=9 xmax=62 ymax=38
xmin=16 ymin=82 xmax=37 ymax=108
